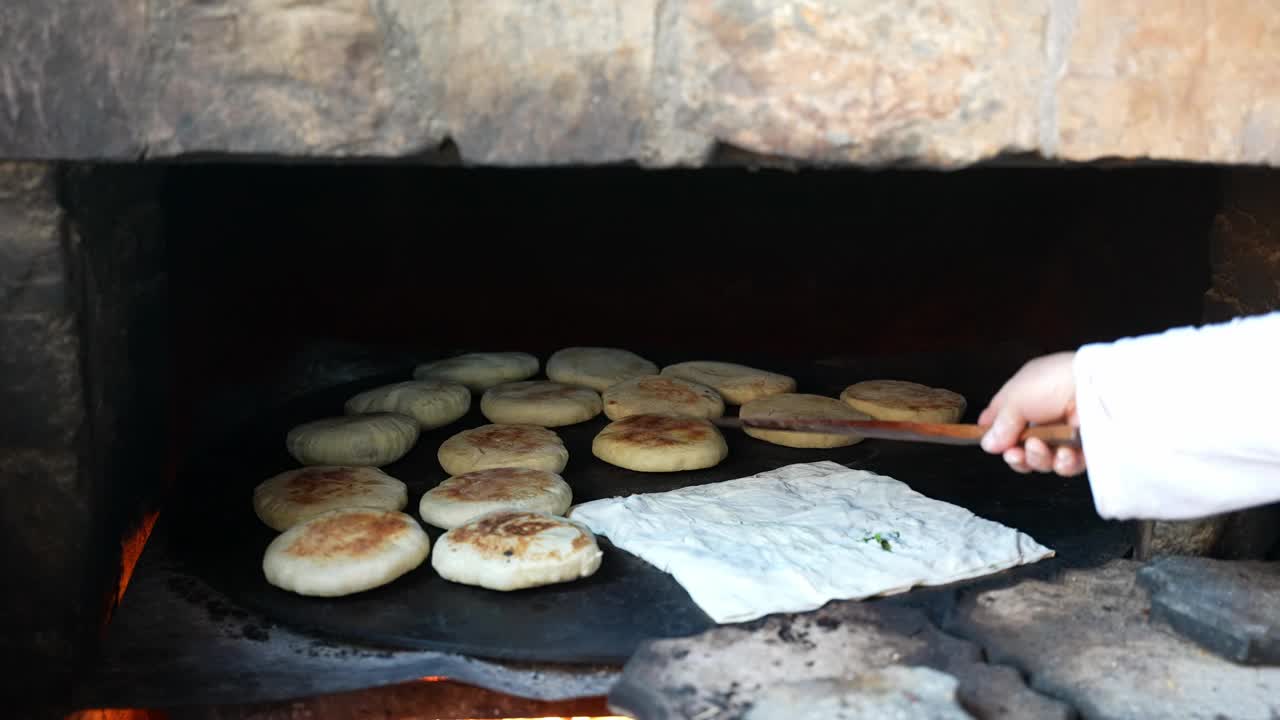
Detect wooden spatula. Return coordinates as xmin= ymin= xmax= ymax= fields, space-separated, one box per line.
xmin=713 ymin=416 xmax=1081 ymax=448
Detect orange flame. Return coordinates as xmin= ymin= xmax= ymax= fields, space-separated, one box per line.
xmin=117 ymin=511 xmax=160 ymax=605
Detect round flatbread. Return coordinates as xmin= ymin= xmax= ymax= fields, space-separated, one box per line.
xmin=546 ymin=347 xmax=659 ymax=392
xmin=437 ymin=423 xmax=569 ymax=476
xmin=418 ymin=467 xmax=573 ymax=529
xmin=840 ymin=380 xmax=966 ymax=423
xmin=740 ymin=393 xmax=872 ymax=449
xmin=602 ymin=376 xmax=725 ymax=421
xmin=431 ymin=510 xmax=602 ymax=591
xmin=660 ymin=361 xmax=796 ymax=405
xmin=480 ymin=381 xmax=602 ymax=427
xmin=286 ymin=412 xmax=419 ymax=467
xmin=262 ymin=508 xmax=430 ymax=597
xmin=344 ymin=380 xmax=470 ymax=430
xmin=253 ymin=466 xmax=408 ymax=531
xmin=413 ymin=352 xmax=540 ymax=392
xmin=592 ymin=413 xmax=728 ymax=472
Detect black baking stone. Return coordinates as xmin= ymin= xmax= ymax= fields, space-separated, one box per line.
xmin=170 ymin=367 xmax=884 ymax=664
xmin=170 ymin=350 xmax=1126 ymax=665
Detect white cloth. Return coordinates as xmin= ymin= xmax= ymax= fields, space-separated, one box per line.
xmin=568 ymin=461 xmax=1054 ymax=623
xmin=1074 ymin=310 xmax=1280 ymax=521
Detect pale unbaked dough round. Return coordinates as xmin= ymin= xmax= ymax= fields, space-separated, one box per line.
xmin=602 ymin=376 xmax=725 ymax=421
xmin=431 ymin=510 xmax=602 ymax=591
xmin=262 ymin=508 xmax=430 ymax=597
xmin=437 ymin=423 xmax=569 ymax=476
xmin=418 ymin=467 xmax=572 ymax=529
xmin=740 ymin=393 xmax=872 ymax=449
xmin=480 ymin=381 xmax=602 ymax=427
xmin=344 ymin=380 xmax=470 ymax=430
xmin=840 ymin=380 xmax=967 ymax=423
xmin=253 ymin=465 xmax=408 ymax=531
xmin=592 ymin=413 xmax=728 ymax=472
xmin=286 ymin=412 xmax=419 ymax=467
xmin=660 ymin=361 xmax=797 ymax=405
xmin=413 ymin=352 xmax=540 ymax=392
xmin=546 ymin=346 xmax=659 ymax=392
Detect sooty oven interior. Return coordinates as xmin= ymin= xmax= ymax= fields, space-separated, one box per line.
xmin=9 ymin=160 xmax=1280 ymax=719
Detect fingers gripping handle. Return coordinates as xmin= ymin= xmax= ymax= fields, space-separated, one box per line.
xmin=1019 ymin=424 xmax=1082 ymax=449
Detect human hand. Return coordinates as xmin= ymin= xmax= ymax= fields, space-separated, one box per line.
xmin=978 ymin=352 xmax=1085 ymax=476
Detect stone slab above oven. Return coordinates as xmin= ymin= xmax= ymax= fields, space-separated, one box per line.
xmin=4 ymin=2 xmax=1280 ymax=168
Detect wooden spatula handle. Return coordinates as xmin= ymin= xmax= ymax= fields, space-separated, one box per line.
xmin=1018 ymin=424 xmax=1081 ymax=448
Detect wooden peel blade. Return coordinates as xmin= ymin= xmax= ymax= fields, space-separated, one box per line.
xmin=713 ymin=416 xmax=1082 ymax=449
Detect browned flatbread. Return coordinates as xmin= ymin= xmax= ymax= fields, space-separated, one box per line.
xmin=433 ymin=468 xmax=556 ymax=502
xmin=281 ymin=509 xmax=415 ymax=558
xmin=839 ymin=380 xmax=966 ymax=423
xmin=262 ymin=508 xmax=430 ymax=596
xmin=660 ymin=361 xmax=796 ymax=405
xmin=431 ymin=510 xmax=602 ymax=591
xmin=437 ymin=423 xmax=569 ymax=475
xmin=253 ymin=465 xmax=407 ymax=531
xmin=592 ymin=413 xmax=728 ymax=472
xmin=445 ymin=511 xmax=588 ymax=555
xmin=602 ymin=376 xmax=725 ymax=420
xmin=417 ymin=467 xmax=572 ymax=529
xmin=740 ymin=393 xmax=871 ymax=449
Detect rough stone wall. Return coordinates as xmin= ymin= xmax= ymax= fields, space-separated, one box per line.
xmin=1204 ymin=170 xmax=1280 ymax=323
xmin=3 ymin=1 xmax=1280 ymax=167
xmin=0 ymin=162 xmax=93 ymax=700
xmin=0 ymin=162 xmax=169 ymax=706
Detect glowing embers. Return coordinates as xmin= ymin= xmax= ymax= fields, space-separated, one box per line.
xmin=64 ymin=710 xmax=167 ymax=719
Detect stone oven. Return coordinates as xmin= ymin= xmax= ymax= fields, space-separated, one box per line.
xmin=4 ymin=2 xmax=1280 ymax=719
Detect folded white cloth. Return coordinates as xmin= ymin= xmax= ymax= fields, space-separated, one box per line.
xmin=569 ymin=461 xmax=1054 ymax=623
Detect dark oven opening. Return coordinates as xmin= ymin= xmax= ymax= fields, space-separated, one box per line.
xmin=7 ymin=160 xmax=1280 ymax=719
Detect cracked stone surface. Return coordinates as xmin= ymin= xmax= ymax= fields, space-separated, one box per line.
xmin=743 ymin=666 xmax=972 ymax=720
xmin=951 ymin=560 xmax=1280 ymax=720
xmin=608 ymin=600 xmax=1071 ymax=720
xmin=1137 ymin=556 xmax=1280 ymax=666
xmin=4 ymin=1 xmax=1280 ymax=166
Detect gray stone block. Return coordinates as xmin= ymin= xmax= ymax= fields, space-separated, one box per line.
xmin=950 ymin=561 xmax=1280 ymax=720
xmin=744 ymin=667 xmax=973 ymax=720
xmin=609 ymin=601 xmax=1071 ymax=720
xmin=1137 ymin=556 xmax=1280 ymax=666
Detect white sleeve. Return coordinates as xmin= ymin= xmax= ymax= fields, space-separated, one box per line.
xmin=1072 ymin=310 xmax=1280 ymax=521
